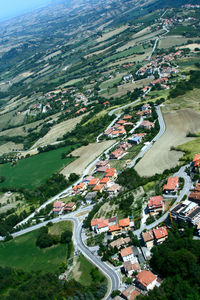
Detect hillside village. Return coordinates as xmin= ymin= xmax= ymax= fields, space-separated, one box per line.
xmin=0 ymin=1 xmax=200 ymax=299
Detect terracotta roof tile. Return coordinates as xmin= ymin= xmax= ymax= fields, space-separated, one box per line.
xmin=153 ymin=226 xmax=168 ymax=240
xmin=121 ymin=246 xmax=133 ymax=257
xmin=137 ymin=270 xmax=156 ymax=287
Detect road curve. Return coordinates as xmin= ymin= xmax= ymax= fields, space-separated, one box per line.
xmin=10 ymin=211 xmax=120 ymax=300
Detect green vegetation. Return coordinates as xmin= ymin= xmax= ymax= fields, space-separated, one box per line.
xmin=0 ymin=221 xmax=72 ymax=272
xmin=176 ymin=136 xmax=200 ymax=163
xmin=138 ymin=227 xmax=200 ymax=300
xmin=0 ymin=146 xmax=76 ymax=189
xmin=76 ymin=255 xmax=107 ymax=287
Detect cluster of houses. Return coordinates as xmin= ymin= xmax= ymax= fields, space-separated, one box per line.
xmin=72 ymin=160 xmax=122 ymax=198
xmin=91 ymin=216 xmax=134 ymax=235
xmin=110 ymin=142 xmax=131 ymax=160
xmin=104 ymin=115 xmax=133 ymax=138
xmin=142 ymin=226 xmax=168 ymax=250
xmin=52 ymin=201 xmax=76 ymax=214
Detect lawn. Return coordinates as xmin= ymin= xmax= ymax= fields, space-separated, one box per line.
xmin=75 ymin=255 xmax=107 ymax=286
xmin=0 ymin=146 xmax=76 ymax=189
xmin=0 ymin=221 xmax=72 ymax=272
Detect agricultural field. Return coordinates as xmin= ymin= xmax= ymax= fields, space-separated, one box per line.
xmin=0 ymin=142 xmax=23 ymax=155
xmin=163 ymin=88 xmax=200 ymax=112
xmin=0 ymin=145 xmax=76 ymax=189
xmin=135 ymin=108 xmax=200 ymax=177
xmin=0 ymin=221 xmax=72 ymax=272
xmin=0 ymin=192 xmax=23 ymax=213
xmin=158 ymin=36 xmax=192 ymax=49
xmin=61 ymin=141 xmax=115 ymax=178
xmin=96 ymin=25 xmax=129 ymax=42
xmin=32 ymin=114 xmax=87 ymax=148
xmin=178 ymin=43 xmax=200 ymax=51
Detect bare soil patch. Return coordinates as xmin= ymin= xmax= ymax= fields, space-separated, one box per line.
xmin=0 ymin=142 xmax=23 ymax=155
xmin=135 ymin=108 xmax=200 ymax=176
xmin=97 ymin=25 xmax=129 ymax=42
xmin=61 ymin=141 xmax=115 ymax=178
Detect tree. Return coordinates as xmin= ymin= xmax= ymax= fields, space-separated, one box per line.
xmin=111 ymin=290 xmax=121 ymax=298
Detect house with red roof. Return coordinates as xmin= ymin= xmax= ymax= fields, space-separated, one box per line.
xmin=153 ymin=226 xmax=168 ymax=244
xmin=119 ymin=218 xmax=130 ymax=230
xmin=88 ymin=178 xmax=100 ymax=188
xmin=136 ymin=270 xmax=157 ymax=291
xmin=96 ymin=219 xmax=109 ymax=234
xmin=163 ymin=176 xmax=179 ymax=194
xmin=108 ymin=224 xmax=121 ymax=236
xmin=73 ymin=182 xmax=86 ymax=194
xmin=123 ymin=261 xmax=141 ymax=277
xmin=53 ymin=201 xmax=65 ymax=213
xmin=147 ymin=196 xmax=164 ymax=214
xmin=140 ymin=120 xmax=155 ymax=130
xmin=120 ymin=246 xmax=135 ymax=262
xmin=65 ymin=202 xmax=76 ymax=212
xmin=110 ymin=148 xmax=126 ymax=160
xmin=107 ymin=184 xmax=122 ymax=195
xmin=142 ymin=230 xmax=154 ymax=249
xmin=192 ymin=154 xmax=200 ymax=172
xmin=121 ymin=285 xmax=141 ymax=300
xmin=92 ymin=184 xmax=104 ymax=193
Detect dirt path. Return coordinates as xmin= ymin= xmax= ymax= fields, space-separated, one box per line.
xmin=135 ymin=108 xmax=200 ymax=176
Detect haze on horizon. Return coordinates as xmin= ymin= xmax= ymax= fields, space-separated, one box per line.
xmin=0 ymin=0 xmax=52 ymax=21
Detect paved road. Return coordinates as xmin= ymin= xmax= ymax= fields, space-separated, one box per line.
xmin=128 ymin=105 xmax=165 ymax=168
xmin=9 ymin=209 xmax=120 ymax=300
xmin=133 ymin=164 xmax=192 ymax=237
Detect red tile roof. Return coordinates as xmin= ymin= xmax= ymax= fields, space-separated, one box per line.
xmin=100 ymin=177 xmax=110 ymax=184
xmin=91 ymin=218 xmax=102 ymax=227
xmin=109 ymin=224 xmax=121 ymax=232
xmin=93 ymin=184 xmax=104 ymax=191
xmin=163 ymin=176 xmax=179 ymax=191
xmin=193 ymin=154 xmax=200 ymax=167
xmin=121 ymin=246 xmax=133 ymax=257
xmin=137 ymin=270 xmax=156 ymax=287
xmin=153 ymin=226 xmax=168 ymax=240
xmin=97 ymin=219 xmax=109 ymax=229
xmin=53 ymin=201 xmax=64 ymax=208
xmin=119 ymin=218 xmax=130 ymax=227
xmin=88 ymin=178 xmax=100 ymax=186
xmin=148 ymin=196 xmax=164 ymax=209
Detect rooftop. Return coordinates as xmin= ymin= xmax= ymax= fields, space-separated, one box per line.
xmin=121 ymin=246 xmax=133 ymax=257
xmin=153 ymin=226 xmax=168 ymax=240
xmin=137 ymin=270 xmax=156 ymax=287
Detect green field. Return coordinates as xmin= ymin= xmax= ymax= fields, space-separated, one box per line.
xmin=0 ymin=146 xmax=76 ymax=189
xmin=176 ymin=136 xmax=200 ymax=162
xmin=0 ymin=221 xmax=72 ymax=272
xmin=76 ymin=255 xmax=106 ymax=286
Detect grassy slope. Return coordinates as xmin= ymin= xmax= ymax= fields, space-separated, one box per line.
xmin=176 ymin=136 xmax=200 ymax=162
xmin=76 ymin=255 xmax=106 ymax=286
xmin=0 ymin=146 xmax=76 ymax=189
xmin=0 ymin=221 xmax=72 ymax=272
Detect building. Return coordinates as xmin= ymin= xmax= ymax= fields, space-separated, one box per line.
xmin=140 ymin=120 xmax=155 ymax=130
xmin=91 ymin=218 xmax=102 ymax=231
xmin=163 ymin=176 xmax=179 ymax=194
xmin=85 ymin=191 xmax=97 ymax=204
xmin=73 ymin=182 xmax=86 ymax=194
xmin=171 ymin=200 xmax=200 ymax=226
xmin=107 ymin=184 xmax=122 ymax=195
xmin=110 ymin=148 xmax=126 ymax=160
xmin=128 ymin=133 xmax=145 ymax=145
xmin=96 ymin=219 xmax=109 ymax=234
xmin=109 ymin=237 xmax=131 ymax=249
xmin=123 ymin=261 xmax=141 ymax=277
xmin=119 ymin=218 xmax=130 ymax=230
xmin=65 ymin=202 xmax=76 ymax=212
xmin=142 ymin=230 xmax=154 ymax=249
xmin=147 ymin=196 xmax=164 ymax=214
xmin=88 ymin=178 xmax=100 ymax=188
xmin=136 ymin=270 xmax=157 ymax=291
xmin=108 ymin=224 xmax=121 ymax=236
xmin=188 ymin=191 xmax=200 ymax=204
xmin=92 ymin=184 xmax=104 ymax=193
xmin=53 ymin=201 xmax=65 ymax=213
xmin=121 ymin=285 xmax=140 ymax=300
xmin=120 ymin=247 xmax=135 ymax=262
xmin=153 ymin=226 xmax=168 ymax=244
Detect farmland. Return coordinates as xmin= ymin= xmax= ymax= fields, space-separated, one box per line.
xmin=61 ymin=141 xmax=115 ymax=178
xmin=135 ymin=109 xmax=200 ymax=177
xmin=0 ymin=146 xmax=76 ymax=189
xmin=0 ymin=221 xmax=72 ymax=272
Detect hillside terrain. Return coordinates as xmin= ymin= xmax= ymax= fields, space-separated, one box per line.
xmin=0 ymin=0 xmax=200 ymax=299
